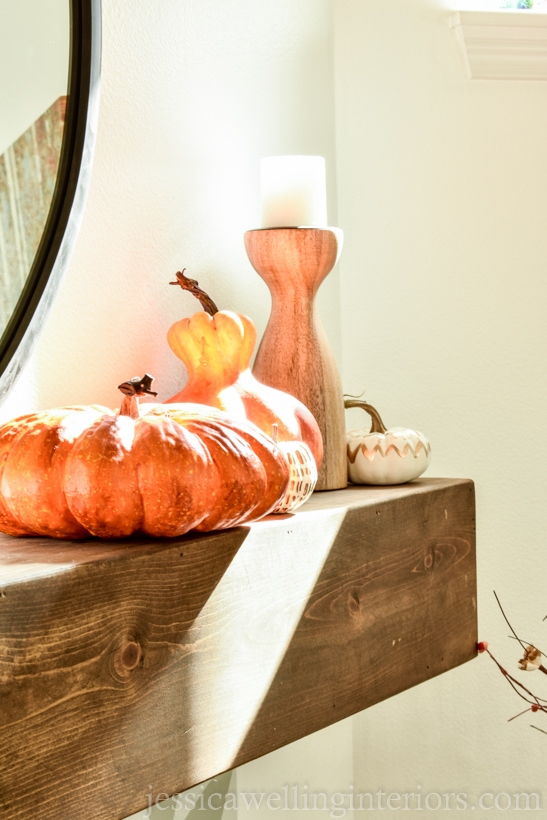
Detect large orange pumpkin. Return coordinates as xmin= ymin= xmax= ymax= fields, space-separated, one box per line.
xmin=0 ymin=375 xmax=289 ymax=540
xmin=166 ymin=271 xmax=323 ymax=469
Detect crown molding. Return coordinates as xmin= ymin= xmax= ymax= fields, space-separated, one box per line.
xmin=450 ymin=10 xmax=547 ymax=79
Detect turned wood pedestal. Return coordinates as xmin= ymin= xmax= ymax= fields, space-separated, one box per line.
xmin=245 ymin=227 xmax=346 ymax=491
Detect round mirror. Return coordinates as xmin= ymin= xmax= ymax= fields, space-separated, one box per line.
xmin=0 ymin=0 xmax=101 ymax=403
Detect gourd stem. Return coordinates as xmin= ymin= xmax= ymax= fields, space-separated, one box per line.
xmin=344 ymin=398 xmax=388 ymax=434
xmin=170 ymin=269 xmax=219 ymax=316
xmin=118 ymin=374 xmax=158 ymax=420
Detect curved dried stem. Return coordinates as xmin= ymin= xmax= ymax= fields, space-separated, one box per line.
xmin=494 ymin=591 xmax=528 ymax=652
xmin=170 ymin=269 xmax=219 ymax=316
xmin=344 ymin=397 xmax=388 ymax=434
xmin=485 ymin=648 xmax=547 ymax=708
xmin=508 ymin=634 xmax=547 ymax=657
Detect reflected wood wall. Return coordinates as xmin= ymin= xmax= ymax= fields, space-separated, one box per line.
xmin=0 ymin=96 xmax=66 ymax=336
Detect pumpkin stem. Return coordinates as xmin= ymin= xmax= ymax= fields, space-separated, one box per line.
xmin=344 ymin=398 xmax=388 ymax=434
xmin=118 ymin=374 xmax=158 ymax=419
xmin=170 ymin=269 xmax=219 ymax=316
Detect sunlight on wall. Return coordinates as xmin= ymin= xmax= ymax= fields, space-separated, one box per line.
xmin=0 ymin=356 xmax=37 ymax=424
xmin=26 ymin=0 xmax=340 ymax=415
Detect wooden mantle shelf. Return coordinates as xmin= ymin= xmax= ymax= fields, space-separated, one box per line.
xmin=0 ymin=478 xmax=477 ymax=820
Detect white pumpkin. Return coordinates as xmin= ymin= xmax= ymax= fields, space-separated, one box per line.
xmin=345 ymin=399 xmax=431 ymax=485
xmin=272 ymin=440 xmax=318 ymax=513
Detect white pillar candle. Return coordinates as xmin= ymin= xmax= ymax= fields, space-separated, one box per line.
xmin=260 ymin=155 xmax=327 ymax=228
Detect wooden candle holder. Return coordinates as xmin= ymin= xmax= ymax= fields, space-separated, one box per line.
xmin=244 ymin=227 xmax=347 ymax=491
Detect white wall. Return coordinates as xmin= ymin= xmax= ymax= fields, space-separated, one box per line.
xmin=3 ymin=0 xmax=340 ymax=423
xmin=335 ymin=0 xmax=547 ymax=815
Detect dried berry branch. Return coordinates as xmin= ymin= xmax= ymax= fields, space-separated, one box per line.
xmin=479 ymin=644 xmax=547 ymax=708
xmin=493 ymin=591 xmax=547 ymax=660
xmin=493 ymin=590 xmax=528 ymax=652
xmin=478 ymin=592 xmax=547 ymax=730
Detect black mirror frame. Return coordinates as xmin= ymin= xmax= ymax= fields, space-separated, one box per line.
xmin=0 ymin=0 xmax=101 ymax=404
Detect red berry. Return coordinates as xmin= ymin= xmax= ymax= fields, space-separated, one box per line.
xmin=532 ymin=704 xmax=540 ymax=713
xmin=477 ymin=641 xmax=489 ymax=653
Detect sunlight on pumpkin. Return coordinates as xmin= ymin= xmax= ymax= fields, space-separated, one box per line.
xmin=183 ymin=508 xmax=347 ymax=782
xmin=57 ymin=406 xmax=108 ymax=443
xmin=113 ymin=414 xmax=138 ymax=453
xmin=166 ymin=305 xmax=323 ymax=469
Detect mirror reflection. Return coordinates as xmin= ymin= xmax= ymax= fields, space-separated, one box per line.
xmin=0 ymin=0 xmax=70 ymax=337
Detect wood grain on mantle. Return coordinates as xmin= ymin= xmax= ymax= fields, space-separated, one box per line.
xmin=0 ymin=478 xmax=477 ymax=820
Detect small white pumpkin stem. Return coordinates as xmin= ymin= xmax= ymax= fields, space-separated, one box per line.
xmin=344 ymin=398 xmax=388 ymax=435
